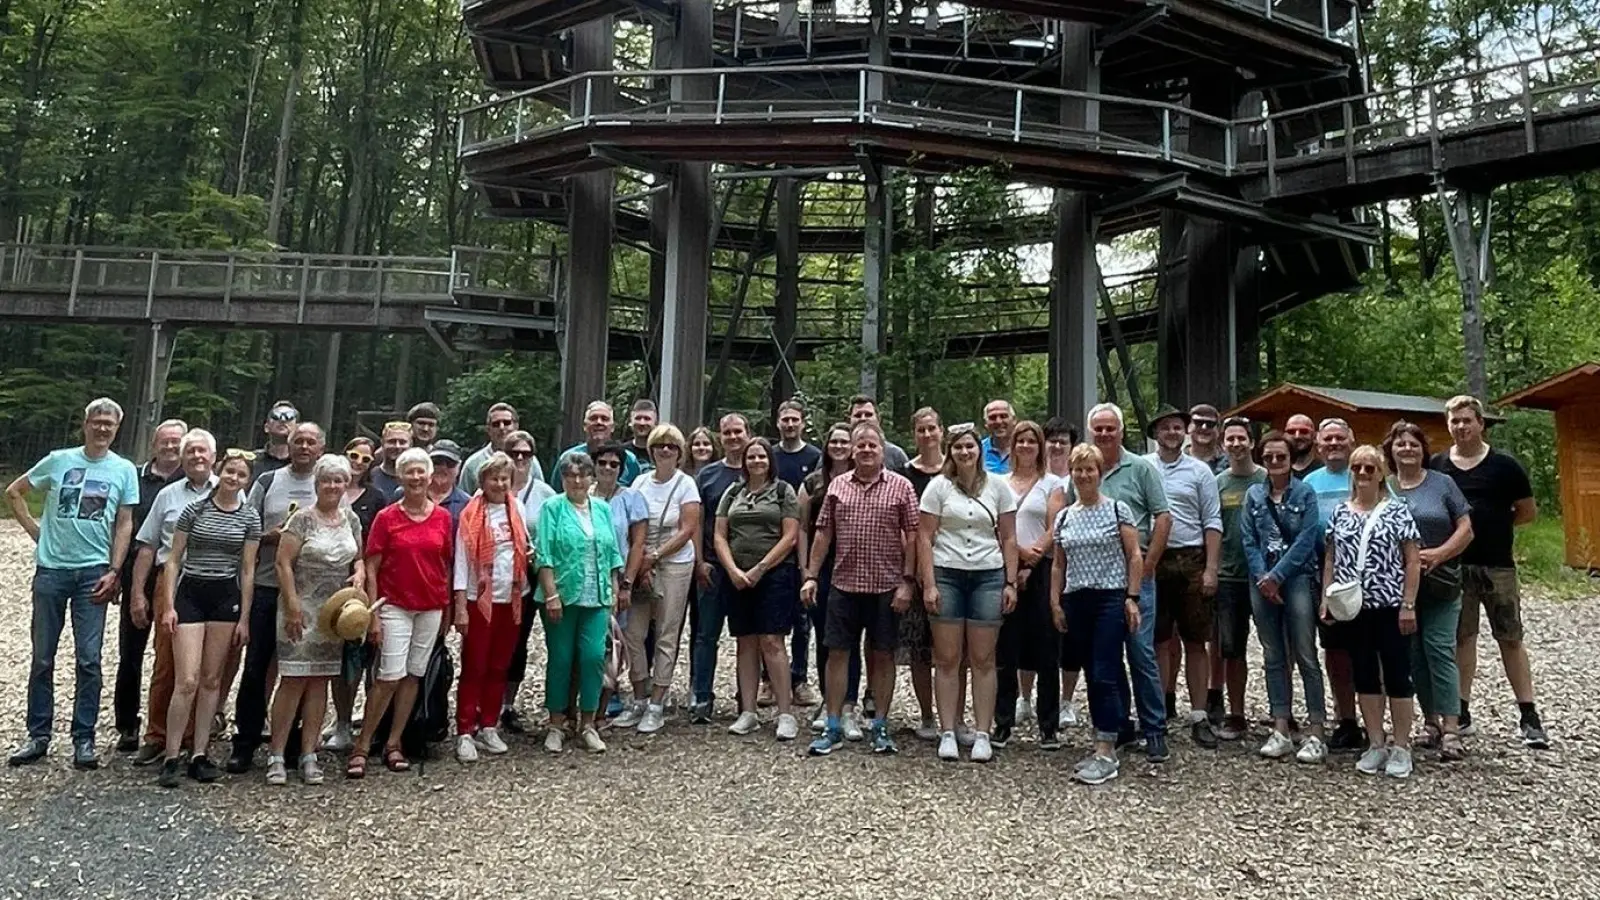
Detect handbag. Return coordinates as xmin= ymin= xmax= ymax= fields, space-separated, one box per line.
xmin=1324 ymin=501 xmax=1386 ymax=622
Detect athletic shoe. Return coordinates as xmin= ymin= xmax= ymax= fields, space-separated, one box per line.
xmin=938 ymin=731 xmax=959 ymax=761
xmin=757 ymin=682 xmax=777 ymax=708
xmin=1191 ymin=720 xmax=1219 ymax=749
xmin=1145 ymin=734 xmax=1170 ymax=763
xmin=811 ymin=709 xmax=827 ymax=732
xmin=843 ymin=708 xmax=865 ymax=742
xmin=870 ymin=725 xmax=898 ymax=755
xmin=1015 ymin=698 xmax=1034 ymax=725
xmin=1259 ymin=730 xmax=1295 ymax=759
xmin=689 ymin=701 xmax=713 ymax=725
xmin=1075 ymin=754 xmax=1120 ymax=785
xmin=970 ymin=732 xmax=994 ymax=763
xmin=1384 ymin=746 xmax=1413 ymax=778
xmin=133 ymin=742 xmax=164 ymax=767
xmin=544 ymin=730 xmax=564 ymax=753
xmin=188 ymin=755 xmax=221 ymax=783
xmin=775 ymin=714 xmax=799 ymax=742
xmin=914 ymin=719 xmax=939 ymax=742
xmin=580 ymin=727 xmax=607 ymax=753
xmin=613 ymin=701 xmax=646 ymax=729
xmin=1328 ymin=720 xmax=1365 ymax=752
xmin=1217 ymin=715 xmax=1249 ymax=741
xmin=637 ymin=703 xmax=666 ymax=734
xmin=808 ymin=728 xmax=844 ymax=756
xmin=1356 ymin=746 xmax=1390 ymax=775
xmin=991 ymin=724 xmax=1012 ymax=748
xmin=265 ymin=755 xmax=288 ymax=785
xmin=1038 ymin=733 xmax=1062 ymax=751
xmin=1521 ymin=722 xmax=1550 ymax=750
xmin=157 ymin=758 xmax=183 ymax=788
xmin=792 ymin=683 xmax=821 ymax=706
xmin=322 ymin=723 xmax=353 ymax=753
xmin=456 ymin=735 xmax=479 ymax=763
xmin=1295 ymin=735 xmax=1328 ymax=764
xmin=729 ymin=712 xmax=761 ymax=736
xmin=477 ymin=727 xmax=510 ymax=755
xmin=1059 ymin=703 xmax=1080 ymax=729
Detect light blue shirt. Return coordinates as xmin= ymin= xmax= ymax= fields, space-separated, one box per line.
xmin=25 ymin=447 xmax=139 ymax=569
xmin=602 ymin=487 xmax=649 ymax=563
xmin=980 ymin=436 xmax=1011 ymax=474
xmin=1302 ymin=466 xmax=1353 ymax=526
xmin=1145 ymin=452 xmax=1223 ymax=549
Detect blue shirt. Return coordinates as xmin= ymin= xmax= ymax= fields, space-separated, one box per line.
xmin=551 ymin=442 xmax=640 ymax=489
xmin=25 ymin=447 xmax=140 ymax=569
xmin=981 ymin=436 xmax=1012 ymax=474
xmin=1302 ymin=466 xmax=1352 ymax=526
xmin=774 ymin=442 xmax=823 ymax=488
xmin=439 ymin=487 xmax=472 ymax=531
xmin=603 ymin=487 xmax=649 ymax=563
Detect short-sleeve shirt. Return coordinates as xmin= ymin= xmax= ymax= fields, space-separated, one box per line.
xmin=175 ymin=496 xmax=262 ymax=579
xmin=1429 ymin=448 xmax=1532 ymax=568
xmin=1217 ymin=467 xmax=1268 ymax=580
xmin=1053 ymin=499 xmax=1136 ymax=593
xmin=633 ymin=469 xmax=700 ymax=565
xmin=602 ymin=487 xmax=649 ymax=564
xmin=1012 ymin=473 xmax=1063 ymax=550
xmin=1302 ymin=466 xmax=1352 ymax=526
xmin=366 ymin=503 xmax=454 ymax=611
xmin=25 ymin=447 xmax=140 ymax=569
xmin=816 ymin=468 xmax=920 ymax=593
xmin=131 ymin=462 xmax=182 ymax=547
xmin=1068 ymin=451 xmax=1169 ymax=549
xmin=1326 ymin=500 xmax=1420 ymax=609
xmin=695 ymin=461 xmax=744 ymax=555
xmin=718 ymin=479 xmax=800 ymax=569
xmin=980 ymin=436 xmax=1012 ymax=474
xmin=919 ymin=474 xmax=1017 ymax=571
xmin=1147 ymin=452 xmax=1223 ymax=549
xmin=1390 ymin=470 xmax=1471 ymax=552
xmin=774 ymin=443 xmax=823 ymax=488
xmin=136 ymin=475 xmax=219 ymax=564
xmin=248 ymin=468 xmax=317 ymax=589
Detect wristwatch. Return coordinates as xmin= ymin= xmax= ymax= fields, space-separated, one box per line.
xmin=1125 ymin=594 xmax=1140 ymax=603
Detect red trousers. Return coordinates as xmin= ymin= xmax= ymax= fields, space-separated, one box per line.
xmin=457 ymin=602 xmax=519 ymax=734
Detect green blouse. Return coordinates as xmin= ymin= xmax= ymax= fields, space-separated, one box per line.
xmin=535 ymin=495 xmax=625 ymax=608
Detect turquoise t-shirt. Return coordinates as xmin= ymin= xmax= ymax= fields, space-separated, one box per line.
xmin=1302 ymin=466 xmax=1352 ymax=526
xmin=25 ymin=447 xmax=140 ymax=569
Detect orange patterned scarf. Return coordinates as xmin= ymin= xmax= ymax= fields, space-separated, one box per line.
xmin=460 ymin=493 xmax=529 ymax=625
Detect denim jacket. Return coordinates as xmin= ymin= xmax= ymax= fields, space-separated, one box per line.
xmin=1241 ymin=478 xmax=1323 ymax=585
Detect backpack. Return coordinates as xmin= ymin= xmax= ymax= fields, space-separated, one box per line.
xmin=367 ymin=636 xmax=455 ymax=761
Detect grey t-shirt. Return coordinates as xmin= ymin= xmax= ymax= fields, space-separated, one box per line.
xmin=249 ymin=468 xmax=318 ymax=588
xmin=1389 ymin=471 xmax=1471 ymax=551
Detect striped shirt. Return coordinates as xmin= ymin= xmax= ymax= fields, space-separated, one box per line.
xmin=176 ymin=497 xmax=262 ymax=579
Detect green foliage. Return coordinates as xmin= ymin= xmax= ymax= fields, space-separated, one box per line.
xmin=440 ymin=353 xmax=562 ymax=462
xmin=1514 ymin=517 xmax=1597 ymax=597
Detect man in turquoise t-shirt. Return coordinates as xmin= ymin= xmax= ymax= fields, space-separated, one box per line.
xmin=6 ymin=397 xmax=140 ymax=770
xmin=551 ymin=400 xmax=641 ymax=487
xmin=1297 ymin=416 xmax=1362 ymax=751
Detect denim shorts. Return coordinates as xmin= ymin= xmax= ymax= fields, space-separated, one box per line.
xmin=931 ymin=566 xmax=1006 ymax=625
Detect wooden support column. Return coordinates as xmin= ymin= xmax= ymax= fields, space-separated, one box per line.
xmin=1439 ymin=184 xmax=1493 ymax=400
xmin=319 ymin=332 xmax=342 ymax=427
xmin=562 ymin=19 xmax=616 ymax=445
xmin=643 ymin=28 xmax=674 ymax=401
xmin=859 ymin=0 xmax=891 ymax=398
xmin=1156 ymin=210 xmax=1189 ymax=406
xmin=1048 ymin=23 xmax=1098 ymax=428
xmin=771 ymin=176 xmax=801 ymax=423
xmin=127 ymin=322 xmax=176 ymax=462
xmin=660 ymin=0 xmax=713 ymax=427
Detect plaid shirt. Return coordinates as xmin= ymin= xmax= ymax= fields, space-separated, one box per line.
xmin=816 ymin=467 xmax=920 ymax=594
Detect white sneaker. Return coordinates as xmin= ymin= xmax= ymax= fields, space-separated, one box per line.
xmin=1059 ymin=703 xmax=1081 ymax=729
xmin=1384 ymin=746 xmax=1413 ymax=778
xmin=729 ymin=711 xmax=761 ymax=736
xmin=914 ymin=719 xmax=939 ymax=741
xmin=637 ymin=703 xmax=666 ymax=734
xmin=1259 ymin=730 xmax=1295 ymax=759
xmin=775 ymin=714 xmax=799 ymax=741
xmin=456 ymin=734 xmax=479 ymax=763
xmin=321 ymin=723 xmax=353 ymax=753
xmin=1015 ymin=698 xmax=1034 ymax=724
xmin=938 ymin=731 xmax=959 ymax=761
xmin=843 ymin=706 xmax=865 ymax=742
xmin=1356 ymin=745 xmax=1389 ymax=775
xmin=957 ymin=725 xmax=977 ymax=747
xmin=544 ymin=730 xmax=564 ymax=753
xmin=476 ymin=727 xmax=509 ymax=755
xmin=613 ymin=700 xmax=646 ymax=729
xmin=580 ymin=726 xmax=607 ymax=753
xmin=971 ymin=732 xmax=994 ymax=763
xmin=1295 ymin=735 xmax=1328 ymax=764
xmin=811 ymin=708 xmax=827 ymax=732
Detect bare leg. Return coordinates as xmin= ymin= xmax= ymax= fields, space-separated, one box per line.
xmin=385 ymin=677 xmax=421 ymax=753
xmin=1158 ymin=638 xmax=1180 ymax=695
xmin=331 ymin=676 xmax=354 ymax=731
xmin=1183 ymin=640 xmax=1211 ymax=713
xmin=966 ymin=623 xmax=999 ymax=734
xmin=300 ymin=677 xmax=330 ymax=758
xmin=760 ymin=635 xmax=792 ymax=717
xmin=1019 ymin=669 xmax=1036 ymax=704
xmin=931 ymin=623 xmax=964 ymax=731
xmin=1389 ymin=696 xmax=1414 ymax=750
xmin=1500 ymin=639 xmax=1535 ymax=703
xmin=867 ymin=650 xmax=896 ymax=722
xmin=736 ymin=636 xmax=762 ymax=713
xmin=1456 ymin=636 xmax=1478 ymax=706
xmin=1357 ymin=693 xmax=1387 ymax=747
xmin=268 ymin=678 xmax=309 ymax=756
xmin=189 ymin=623 xmax=235 ymax=760
xmin=353 ymin=678 xmax=399 ymax=757
xmin=164 ymin=625 xmax=205 ymax=759
xmin=910 ymin=662 xmax=934 ymax=722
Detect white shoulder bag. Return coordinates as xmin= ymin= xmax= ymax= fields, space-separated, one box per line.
xmin=1323 ymin=500 xmax=1386 ymax=622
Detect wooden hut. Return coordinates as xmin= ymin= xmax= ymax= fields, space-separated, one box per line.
xmin=1224 ymin=383 xmax=1500 ymax=450
xmin=1497 ymin=362 xmax=1600 ymax=570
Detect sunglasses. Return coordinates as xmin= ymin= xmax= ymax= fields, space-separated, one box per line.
xmin=650 ymin=444 xmax=681 ymax=454
xmin=947 ymin=422 xmax=978 ymax=437
xmin=1351 ymin=463 xmax=1379 ymax=474
xmin=507 ymin=449 xmax=534 ymax=461
xmin=384 ymin=421 xmax=413 ymax=433
xmin=224 ymin=447 xmax=257 ymax=462
xmin=1191 ymin=419 xmax=1218 ymax=430
xmin=595 ymin=459 xmax=621 ymax=469
xmin=1262 ymin=452 xmax=1289 ymax=462
xmin=268 ymin=408 xmax=298 ymax=423
xmin=1318 ymin=417 xmax=1352 ymax=433
xmin=346 ymin=450 xmax=373 ymax=464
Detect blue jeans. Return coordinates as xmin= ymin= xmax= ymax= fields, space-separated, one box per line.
xmin=1115 ymin=576 xmax=1165 ymax=739
xmin=931 ymin=566 xmax=1006 ymax=624
xmin=27 ymin=566 xmax=111 ymax=743
xmin=691 ymin=567 xmax=729 ymax=705
xmin=1068 ymin=588 xmax=1130 ymax=742
xmin=1250 ymin=574 xmax=1327 ymax=724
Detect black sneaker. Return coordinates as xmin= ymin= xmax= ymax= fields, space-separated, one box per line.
xmin=1191 ymin=720 xmax=1219 ymax=749
xmin=7 ymin=738 xmax=48 ymax=767
xmin=1115 ymin=727 xmax=1140 ymax=749
xmin=116 ymin=732 xmax=140 ymax=753
xmin=133 ymin=742 xmax=165 ymax=767
xmin=1328 ymin=720 xmax=1364 ymax=752
xmin=1145 ymin=734 xmax=1170 ymax=762
xmin=71 ymin=739 xmax=99 ymax=770
xmin=189 ymin=755 xmax=222 ymax=783
xmin=500 ymin=707 xmax=527 ymax=735
xmin=224 ymin=746 xmax=254 ymax=774
xmin=157 ymin=758 xmax=183 ymax=788
xmin=1206 ymin=694 xmax=1225 ymax=727
xmin=991 ymin=724 xmax=1012 ymax=748
xmin=1038 ymin=732 xmax=1062 ymax=751
xmin=1521 ymin=721 xmax=1550 ymax=750
xmin=689 ymin=702 xmax=713 ymax=725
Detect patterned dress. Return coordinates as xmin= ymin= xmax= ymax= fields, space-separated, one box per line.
xmin=277 ymin=506 xmax=363 ymax=677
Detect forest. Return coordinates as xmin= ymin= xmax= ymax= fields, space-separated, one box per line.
xmin=2 ymin=0 xmax=1600 ymax=513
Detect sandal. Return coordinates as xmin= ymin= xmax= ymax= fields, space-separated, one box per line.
xmin=1417 ymin=724 xmax=1442 ymax=750
xmin=1440 ymin=732 xmax=1467 ymax=761
xmin=345 ymin=753 xmax=367 ymax=779
xmin=383 ymin=747 xmax=411 ymax=772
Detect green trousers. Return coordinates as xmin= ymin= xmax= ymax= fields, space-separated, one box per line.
xmin=542 ymin=604 xmax=609 ymax=714
xmin=1410 ymin=577 xmax=1462 ymax=719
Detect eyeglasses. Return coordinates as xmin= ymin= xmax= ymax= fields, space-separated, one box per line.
xmin=224 ymin=447 xmax=257 ymax=462
xmin=650 ymin=444 xmax=681 ymax=454
xmin=383 ymin=421 xmax=413 ymax=433
xmin=595 ymin=458 xmax=621 ymax=469
xmin=1351 ymin=463 xmax=1379 ymax=475
xmin=268 ymin=408 xmax=298 ymax=423
xmin=1318 ymin=417 xmax=1351 ymax=433
xmin=507 ymin=449 xmax=534 ymax=461
xmin=346 ymin=450 xmax=373 ymax=464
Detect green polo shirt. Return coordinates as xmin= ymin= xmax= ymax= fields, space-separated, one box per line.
xmin=1066 ymin=451 xmax=1169 ymax=548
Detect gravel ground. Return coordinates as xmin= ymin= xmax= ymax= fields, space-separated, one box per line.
xmin=1 ymin=519 xmax=1599 ymax=899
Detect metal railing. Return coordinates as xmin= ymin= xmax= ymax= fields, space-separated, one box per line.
xmin=723 ymin=1 xmax=1053 ymax=60
xmin=450 ymin=246 xmax=561 ymax=300
xmin=459 ymin=63 xmax=1241 ymax=174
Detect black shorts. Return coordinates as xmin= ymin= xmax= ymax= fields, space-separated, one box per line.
xmin=823 ymin=587 xmax=899 ymax=654
xmin=728 ymin=562 xmax=800 ymax=637
xmin=1215 ymin=579 xmax=1252 ymax=660
xmin=174 ymin=575 xmax=242 ymax=624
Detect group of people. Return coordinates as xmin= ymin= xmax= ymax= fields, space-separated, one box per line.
xmin=5 ymin=388 xmax=1550 ymax=787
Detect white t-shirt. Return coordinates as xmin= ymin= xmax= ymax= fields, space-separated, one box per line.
xmin=453 ymin=504 xmax=518 ymax=604
xmin=1011 ymin=472 xmax=1062 ymax=550
xmin=920 ymin=473 xmax=1017 ymax=571
xmin=632 ymin=469 xmax=699 ymax=565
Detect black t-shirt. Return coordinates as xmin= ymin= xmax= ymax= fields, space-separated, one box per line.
xmin=625 ymin=442 xmax=652 ymax=470
xmin=1291 ymin=458 xmax=1323 ymax=481
xmin=253 ymin=447 xmax=292 ymax=481
xmin=696 ymin=460 xmax=744 ymax=554
xmin=1428 ymin=447 xmax=1532 ymax=568
xmin=898 ymin=461 xmax=940 ymax=499
xmin=774 ymin=442 xmax=823 ymax=489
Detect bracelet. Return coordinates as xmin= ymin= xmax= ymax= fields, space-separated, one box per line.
xmin=546 ymin=594 xmax=562 ymax=604
xmin=1125 ymin=594 xmax=1140 ymax=603
xmin=803 ymin=574 xmax=817 ymax=583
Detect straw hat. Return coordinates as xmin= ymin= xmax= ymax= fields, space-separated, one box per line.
xmin=318 ymin=587 xmax=373 ymax=642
